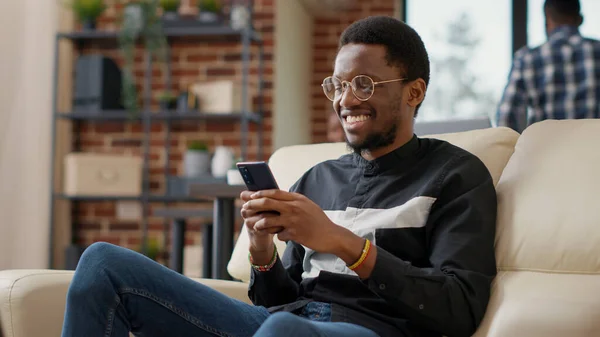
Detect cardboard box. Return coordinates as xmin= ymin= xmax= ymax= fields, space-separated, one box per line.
xmin=64 ymin=153 xmax=143 ymax=196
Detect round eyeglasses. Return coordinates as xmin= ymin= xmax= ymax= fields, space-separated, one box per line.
xmin=321 ymin=75 xmax=407 ymax=102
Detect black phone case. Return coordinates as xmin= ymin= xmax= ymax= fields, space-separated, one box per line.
xmin=236 ymin=161 xmax=279 ymax=191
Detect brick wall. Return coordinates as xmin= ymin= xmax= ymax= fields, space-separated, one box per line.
xmin=70 ymin=0 xmax=396 ymax=264
xmin=311 ymin=0 xmax=396 ymax=143
xmin=72 ymin=0 xmax=274 ymax=258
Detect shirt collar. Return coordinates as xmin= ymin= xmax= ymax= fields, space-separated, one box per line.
xmin=353 ymin=134 xmax=420 ymax=175
xmin=548 ymin=25 xmax=581 ymax=41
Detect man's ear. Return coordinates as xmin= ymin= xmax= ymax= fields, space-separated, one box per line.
xmin=406 ymin=79 xmax=427 ymax=108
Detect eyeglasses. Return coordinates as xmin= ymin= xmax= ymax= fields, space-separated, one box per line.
xmin=321 ymin=75 xmax=407 ymax=102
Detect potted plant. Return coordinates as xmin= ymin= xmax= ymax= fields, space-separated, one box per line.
xmin=159 ymin=0 xmax=180 ymax=20
xmin=157 ymin=91 xmax=178 ymax=111
xmin=66 ymin=0 xmax=107 ymax=31
xmin=184 ymin=141 xmax=211 ymax=177
xmin=118 ymin=0 xmax=168 ymax=116
xmin=198 ymin=0 xmax=221 ymax=23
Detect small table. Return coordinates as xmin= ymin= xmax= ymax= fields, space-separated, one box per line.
xmin=188 ymin=183 xmax=247 ymax=280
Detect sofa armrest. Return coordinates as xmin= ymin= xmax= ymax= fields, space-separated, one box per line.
xmin=0 ymin=269 xmax=74 ymax=337
xmin=0 ymin=269 xmax=251 ymax=337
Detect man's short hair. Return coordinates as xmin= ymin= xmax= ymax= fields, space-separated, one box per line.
xmin=544 ymin=0 xmax=581 ymax=22
xmin=339 ymin=16 xmax=430 ymax=117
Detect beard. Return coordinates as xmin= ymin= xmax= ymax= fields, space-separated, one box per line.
xmin=346 ymin=121 xmax=398 ymax=154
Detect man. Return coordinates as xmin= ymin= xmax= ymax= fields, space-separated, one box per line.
xmin=326 ymin=110 xmax=345 ymax=142
xmin=497 ymin=0 xmax=600 ymax=132
xmin=61 ymin=16 xmax=497 ymax=337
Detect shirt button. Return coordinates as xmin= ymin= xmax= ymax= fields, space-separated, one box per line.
xmin=366 ymin=163 xmax=374 ymax=170
xmin=418 ymin=304 xmax=424 ymax=310
xmin=379 ymin=283 xmax=386 ymax=290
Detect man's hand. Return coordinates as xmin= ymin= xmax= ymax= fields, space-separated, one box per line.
xmin=242 ymin=189 xmax=377 ymax=278
xmin=242 ymin=190 xmax=354 ymax=255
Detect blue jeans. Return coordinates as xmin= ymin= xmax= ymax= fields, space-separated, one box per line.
xmin=61 ymin=242 xmax=380 ymax=337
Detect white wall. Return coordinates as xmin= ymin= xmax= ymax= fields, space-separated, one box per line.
xmin=272 ymin=0 xmax=313 ymax=150
xmin=0 ymin=1 xmax=57 ymax=269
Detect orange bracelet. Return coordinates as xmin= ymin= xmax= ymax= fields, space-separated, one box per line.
xmin=348 ymin=239 xmax=371 ymax=270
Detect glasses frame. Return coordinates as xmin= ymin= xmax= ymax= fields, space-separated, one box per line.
xmin=321 ymin=75 xmax=407 ymax=102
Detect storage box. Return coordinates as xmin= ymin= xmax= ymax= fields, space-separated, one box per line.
xmin=64 ymin=153 xmax=143 ymax=196
xmin=190 ymin=80 xmax=252 ymax=114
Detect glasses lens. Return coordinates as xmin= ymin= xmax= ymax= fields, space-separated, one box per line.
xmin=322 ymin=77 xmax=339 ymax=101
xmin=352 ymin=75 xmax=374 ymax=100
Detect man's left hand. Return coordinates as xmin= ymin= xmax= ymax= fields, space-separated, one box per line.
xmin=242 ymin=189 xmax=346 ymax=254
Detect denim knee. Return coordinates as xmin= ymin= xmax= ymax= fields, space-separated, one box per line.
xmin=258 ymin=312 xmax=308 ymax=336
xmin=77 ymin=242 xmax=124 ymax=270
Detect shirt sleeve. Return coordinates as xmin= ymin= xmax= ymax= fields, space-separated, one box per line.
xmin=364 ymin=154 xmax=498 ymax=337
xmin=247 ymin=180 xmax=306 ymax=307
xmin=497 ymin=48 xmax=529 ymax=132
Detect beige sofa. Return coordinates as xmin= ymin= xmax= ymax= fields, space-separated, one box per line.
xmin=2 ymin=119 xmax=600 ymax=337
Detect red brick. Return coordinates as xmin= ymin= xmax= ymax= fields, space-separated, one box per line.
xmin=95 ymin=123 xmax=125 ymax=133
xmin=186 ymin=54 xmax=219 ymax=63
xmin=109 ymin=222 xmax=140 ymax=231
xmin=206 ymin=67 xmax=237 ymax=77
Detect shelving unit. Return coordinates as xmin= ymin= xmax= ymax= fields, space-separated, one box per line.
xmin=49 ymin=17 xmax=265 ymax=269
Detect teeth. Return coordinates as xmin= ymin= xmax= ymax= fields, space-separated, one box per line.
xmin=346 ymin=115 xmax=370 ymax=123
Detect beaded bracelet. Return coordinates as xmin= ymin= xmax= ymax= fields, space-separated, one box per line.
xmin=348 ymin=239 xmax=371 ymax=270
xmin=249 ymin=245 xmax=278 ymax=272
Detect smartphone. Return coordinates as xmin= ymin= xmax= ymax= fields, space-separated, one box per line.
xmin=236 ymin=161 xmax=279 ymax=192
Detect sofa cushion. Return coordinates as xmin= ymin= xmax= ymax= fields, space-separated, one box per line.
xmin=228 ymin=126 xmax=520 ymax=282
xmin=495 ymin=119 xmax=600 ymax=273
xmin=473 ymin=271 xmax=600 ymax=337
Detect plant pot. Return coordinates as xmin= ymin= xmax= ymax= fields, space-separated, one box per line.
xmin=163 ymin=11 xmax=179 ymax=20
xmin=82 ymin=19 xmax=97 ymax=31
xmin=184 ymin=150 xmax=211 ymax=177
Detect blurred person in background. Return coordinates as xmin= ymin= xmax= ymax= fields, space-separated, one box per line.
xmin=496 ymin=0 xmax=600 ymax=132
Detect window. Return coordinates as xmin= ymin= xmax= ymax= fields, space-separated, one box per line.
xmin=528 ymin=0 xmax=600 ymax=47
xmin=406 ymin=0 xmax=512 ymax=122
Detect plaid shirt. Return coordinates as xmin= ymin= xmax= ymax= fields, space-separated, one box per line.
xmin=496 ymin=25 xmax=600 ymax=132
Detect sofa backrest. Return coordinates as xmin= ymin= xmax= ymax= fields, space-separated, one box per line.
xmin=227 ymin=127 xmax=520 ymax=282
xmin=494 ymin=119 xmax=600 ymax=273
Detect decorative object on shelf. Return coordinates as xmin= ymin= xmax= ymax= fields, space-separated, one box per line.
xmin=73 ymin=55 xmax=123 ymax=113
xmin=66 ymin=0 xmax=107 ymax=31
xmin=157 ymin=90 xmax=178 ymax=110
xmin=63 ymin=153 xmax=143 ymax=196
xmin=184 ymin=140 xmax=211 ymax=177
xmin=230 ymin=0 xmax=252 ymax=30
xmin=211 ymin=146 xmax=234 ymax=178
xmin=300 ymin=0 xmax=358 ymax=17
xmin=227 ymin=157 xmax=244 ymax=185
xmin=197 ymin=0 xmax=222 ymax=23
xmin=190 ymin=80 xmax=250 ymax=114
xmin=159 ymin=0 xmax=180 ymax=20
xmin=141 ymin=237 xmax=162 ymax=261
xmin=118 ymin=0 xmax=168 ymax=116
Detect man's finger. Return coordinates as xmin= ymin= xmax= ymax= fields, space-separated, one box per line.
xmin=244 ymin=197 xmax=286 ymax=213
xmin=240 ymin=190 xmax=254 ymax=202
xmin=250 ymin=189 xmax=297 ymax=201
xmin=253 ymin=215 xmax=286 ymax=231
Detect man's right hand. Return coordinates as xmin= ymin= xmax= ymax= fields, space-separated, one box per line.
xmin=240 ymin=190 xmax=280 ymax=265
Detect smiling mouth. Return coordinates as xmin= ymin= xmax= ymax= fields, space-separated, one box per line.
xmin=344 ymin=114 xmax=372 ymax=124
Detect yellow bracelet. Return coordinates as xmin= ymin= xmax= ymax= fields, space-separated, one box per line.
xmin=348 ymin=239 xmax=371 ymax=270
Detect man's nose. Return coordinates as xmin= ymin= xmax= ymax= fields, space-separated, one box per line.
xmin=338 ymin=84 xmax=360 ymax=108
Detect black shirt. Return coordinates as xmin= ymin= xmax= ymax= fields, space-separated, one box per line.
xmin=248 ymin=135 xmax=497 ymax=337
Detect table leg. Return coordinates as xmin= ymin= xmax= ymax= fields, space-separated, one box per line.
xmin=202 ymin=223 xmax=213 ymax=278
xmin=212 ymin=198 xmax=234 ymax=280
xmin=170 ymin=218 xmax=186 ymax=273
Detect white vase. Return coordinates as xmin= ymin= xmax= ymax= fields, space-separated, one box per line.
xmin=211 ymin=146 xmax=234 ymax=178
xmin=184 ymin=150 xmax=210 ymax=177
